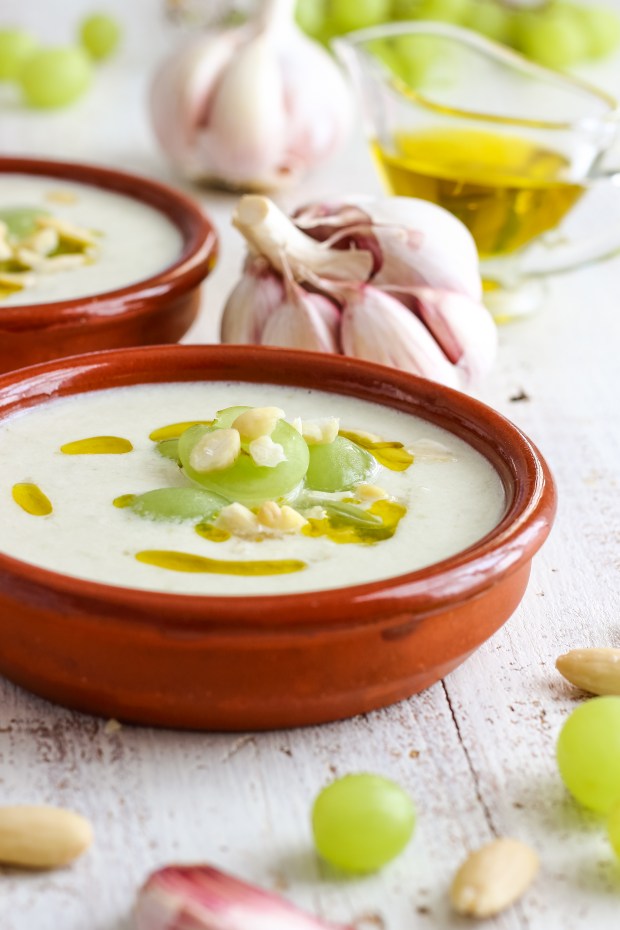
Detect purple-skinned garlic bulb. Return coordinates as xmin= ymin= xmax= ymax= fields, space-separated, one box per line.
xmin=133 ymin=863 xmax=352 ymax=930
xmin=150 ymin=0 xmax=352 ymax=190
xmin=221 ymin=194 xmax=497 ymax=391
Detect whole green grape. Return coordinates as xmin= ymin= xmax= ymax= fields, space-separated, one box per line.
xmin=20 ymin=47 xmax=93 ymax=108
xmin=0 ymin=29 xmax=38 ymax=81
xmin=312 ymin=773 xmax=415 ymax=873
xmin=513 ymin=6 xmax=588 ymax=69
xmin=415 ymin=0 xmax=472 ymax=24
xmin=557 ymin=697 xmax=620 ymax=813
xmin=577 ymin=4 xmax=620 ymax=59
xmin=295 ymin=0 xmax=326 ymax=36
xmin=305 ymin=436 xmax=375 ymax=492
xmin=331 ymin=0 xmax=392 ymax=33
xmin=79 ymin=13 xmax=122 ymax=61
xmin=465 ymin=1 xmax=513 ymax=43
xmin=607 ymin=803 xmax=620 ymax=857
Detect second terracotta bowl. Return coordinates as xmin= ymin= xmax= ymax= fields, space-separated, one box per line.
xmin=0 ymin=346 xmax=556 ymax=730
xmin=0 ymin=157 xmax=217 ymax=373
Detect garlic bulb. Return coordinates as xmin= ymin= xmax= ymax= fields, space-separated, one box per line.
xmin=150 ymin=0 xmax=352 ymax=189
xmin=133 ymin=863 xmax=352 ymax=930
xmin=221 ymin=194 xmax=497 ymax=389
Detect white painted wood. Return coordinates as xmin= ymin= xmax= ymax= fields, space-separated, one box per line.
xmin=1 ymin=2 xmax=620 ymax=928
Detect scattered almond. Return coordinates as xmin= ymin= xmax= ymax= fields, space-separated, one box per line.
xmin=189 ymin=428 xmax=241 ymax=473
xmin=450 ymin=837 xmax=539 ymax=919
xmin=0 ymin=805 xmax=93 ymax=869
xmin=248 ymin=435 xmax=286 ymax=468
xmin=300 ymin=417 xmax=339 ymax=445
xmin=37 ymin=215 xmax=97 ymax=247
xmin=257 ymin=501 xmax=307 ymax=533
xmin=356 ymin=483 xmax=388 ymax=502
xmin=215 ymin=502 xmax=260 ymax=537
xmin=556 ymin=648 xmax=620 ymax=696
xmin=233 ymin=406 xmax=285 ymax=441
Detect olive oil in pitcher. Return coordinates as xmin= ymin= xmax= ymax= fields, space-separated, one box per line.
xmin=372 ymin=128 xmax=585 ymax=258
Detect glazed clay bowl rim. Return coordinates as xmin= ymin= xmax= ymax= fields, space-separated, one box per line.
xmin=0 ymin=344 xmax=556 ymax=633
xmin=0 ymin=156 xmax=218 ymax=328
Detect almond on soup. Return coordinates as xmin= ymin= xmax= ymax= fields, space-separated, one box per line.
xmin=0 ymin=175 xmax=183 ymax=306
xmin=0 ymin=382 xmax=506 ymax=596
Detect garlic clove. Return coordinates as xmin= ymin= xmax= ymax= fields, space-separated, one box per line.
xmin=411 ymin=287 xmax=497 ymax=386
xmin=200 ymin=32 xmax=288 ymax=185
xmin=359 ymin=196 xmax=483 ymax=302
xmin=133 ymin=864 xmax=352 ymax=930
xmin=221 ymin=257 xmax=285 ymax=345
xmin=341 ymin=285 xmax=460 ymax=389
xmin=261 ymin=283 xmax=341 ymax=353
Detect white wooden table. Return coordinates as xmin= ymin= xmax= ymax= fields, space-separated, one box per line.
xmin=1 ymin=2 xmax=620 ymax=928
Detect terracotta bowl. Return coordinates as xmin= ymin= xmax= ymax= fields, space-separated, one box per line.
xmin=0 ymin=157 xmax=217 ymax=373
xmin=0 ymin=345 xmax=556 ymax=730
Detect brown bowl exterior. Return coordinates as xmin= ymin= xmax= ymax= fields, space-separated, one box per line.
xmin=0 ymin=158 xmax=218 ymax=373
xmin=0 ymin=346 xmax=556 ymax=730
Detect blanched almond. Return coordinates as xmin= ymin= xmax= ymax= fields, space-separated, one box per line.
xmin=215 ymin=502 xmax=259 ymax=537
xmin=356 ymin=483 xmax=388 ymax=501
xmin=248 ymin=435 xmax=286 ymax=467
xmin=233 ymin=406 xmax=285 ymax=441
xmin=189 ymin=428 xmax=241 ymax=473
xmin=0 ymin=805 xmax=93 ymax=869
xmin=257 ymin=501 xmax=307 ymax=533
xmin=300 ymin=417 xmax=339 ymax=445
xmin=556 ymin=648 xmax=620 ymax=695
xmin=450 ymin=838 xmax=539 ymax=919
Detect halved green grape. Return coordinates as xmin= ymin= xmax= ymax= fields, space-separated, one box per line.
xmin=179 ymin=421 xmax=310 ymax=506
xmin=212 ymin=405 xmax=251 ymax=429
xmin=155 ymin=438 xmax=180 ymax=462
xmin=0 ymin=206 xmax=49 ymax=239
xmin=305 ymin=437 xmax=375 ymax=493
xmin=0 ymin=29 xmax=38 ymax=81
xmin=331 ymin=0 xmax=391 ymax=32
xmin=312 ymin=773 xmax=415 ymax=874
xmin=607 ymin=803 xmax=620 ymax=858
xmin=20 ymin=46 xmax=93 ymax=109
xmin=129 ymin=487 xmax=227 ymax=522
xmin=556 ymin=697 xmax=620 ymax=813
xmin=79 ymin=13 xmax=121 ymax=61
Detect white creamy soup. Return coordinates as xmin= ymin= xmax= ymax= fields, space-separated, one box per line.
xmin=0 ymin=382 xmax=506 ymax=596
xmin=0 ymin=175 xmax=183 ymax=306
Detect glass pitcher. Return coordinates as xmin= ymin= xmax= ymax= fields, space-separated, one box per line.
xmin=334 ymin=22 xmax=620 ymax=319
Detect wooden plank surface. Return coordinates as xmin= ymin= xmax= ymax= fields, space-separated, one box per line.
xmin=1 ymin=2 xmax=620 ymax=927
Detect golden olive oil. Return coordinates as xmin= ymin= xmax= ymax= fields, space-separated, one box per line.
xmin=60 ymin=436 xmax=133 ymax=454
xmin=135 ymin=549 xmax=306 ymax=576
xmin=12 ymin=482 xmax=53 ymax=516
xmin=371 ymin=128 xmax=585 ymax=257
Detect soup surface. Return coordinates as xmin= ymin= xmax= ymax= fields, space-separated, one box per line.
xmin=0 ymin=174 xmax=183 ymax=306
xmin=0 ymin=382 xmax=506 ymax=595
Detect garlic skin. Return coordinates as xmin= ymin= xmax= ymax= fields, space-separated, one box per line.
xmin=150 ymin=0 xmax=352 ymax=190
xmin=133 ymin=864 xmax=352 ymax=930
xmin=260 ymin=283 xmax=341 ymax=353
xmin=221 ymin=257 xmax=285 ymax=345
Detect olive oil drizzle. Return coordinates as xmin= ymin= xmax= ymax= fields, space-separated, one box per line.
xmin=61 ymin=436 xmax=133 ymax=455
xmin=113 ymin=494 xmax=136 ymax=509
xmin=12 ymin=482 xmax=53 ymax=516
xmin=339 ymin=430 xmax=414 ymax=471
xmin=149 ymin=421 xmax=213 ymax=442
xmin=195 ymin=523 xmax=231 ymax=543
xmin=302 ymin=499 xmax=407 ymax=545
xmin=135 ymin=549 xmax=306 ymax=576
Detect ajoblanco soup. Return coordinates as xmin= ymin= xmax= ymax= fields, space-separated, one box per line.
xmin=0 ymin=382 xmax=506 ymax=596
xmin=0 ymin=175 xmax=183 ymax=306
